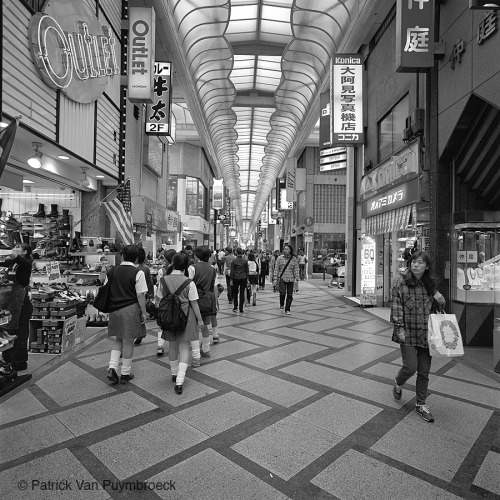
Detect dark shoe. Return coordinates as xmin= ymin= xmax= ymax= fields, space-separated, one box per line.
xmin=171 ymin=375 xmax=177 ymax=382
xmin=134 ymin=336 xmax=145 ymax=345
xmin=239 ymin=309 xmax=244 ymax=313
xmin=107 ymin=368 xmax=119 ymax=384
xmin=200 ymin=349 xmax=211 ymax=358
xmin=416 ymin=404 xmax=434 ymax=422
xmin=233 ymin=308 xmax=238 ymax=313
xmin=157 ymin=345 xmax=164 ymax=356
xmin=12 ymin=362 xmax=28 ymax=371
xmin=174 ymin=384 xmax=183 ymax=394
xmin=213 ymin=336 xmax=220 ymax=344
xmin=120 ymin=373 xmax=135 ymax=384
xmin=393 ymin=383 xmax=402 ymax=400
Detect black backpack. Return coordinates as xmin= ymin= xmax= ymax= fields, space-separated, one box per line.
xmin=156 ymin=277 xmax=191 ymax=333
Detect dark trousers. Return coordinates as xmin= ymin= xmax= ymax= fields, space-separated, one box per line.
xmin=279 ymin=280 xmax=294 ymax=312
xmin=396 ymin=345 xmax=432 ymax=405
xmin=3 ymin=297 xmax=33 ymax=369
xmin=232 ymin=279 xmax=247 ymax=311
xmin=226 ymin=274 xmax=233 ymax=301
xmin=258 ymin=273 xmax=266 ymax=288
xmin=299 ymin=264 xmax=306 ymax=280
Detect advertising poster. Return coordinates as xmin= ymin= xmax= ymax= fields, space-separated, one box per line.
xmin=360 ymin=236 xmax=376 ymax=306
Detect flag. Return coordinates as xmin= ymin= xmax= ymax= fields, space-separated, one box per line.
xmin=103 ymin=179 xmax=134 ymax=245
xmin=0 ymin=118 xmax=19 ymax=180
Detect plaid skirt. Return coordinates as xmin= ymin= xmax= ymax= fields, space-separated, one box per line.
xmin=107 ymin=302 xmax=143 ymax=339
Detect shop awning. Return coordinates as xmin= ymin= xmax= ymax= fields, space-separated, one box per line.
xmin=365 ymin=204 xmax=416 ymax=235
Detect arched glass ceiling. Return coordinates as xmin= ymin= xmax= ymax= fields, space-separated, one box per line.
xmin=167 ymin=0 xmax=356 ymax=234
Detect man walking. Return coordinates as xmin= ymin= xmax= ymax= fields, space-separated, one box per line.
xmin=222 ymin=247 xmax=236 ymax=303
xmin=230 ymin=248 xmax=248 ymax=313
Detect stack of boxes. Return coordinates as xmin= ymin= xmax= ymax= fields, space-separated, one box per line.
xmin=30 ymin=291 xmax=77 ymax=354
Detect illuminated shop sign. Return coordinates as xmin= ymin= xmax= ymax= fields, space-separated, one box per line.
xmin=212 ymin=179 xmax=224 ymax=210
xmin=332 ymin=54 xmax=364 ymax=146
xmin=28 ymin=0 xmax=119 ymax=103
xmin=362 ymin=178 xmax=420 ymax=218
xmin=396 ymin=0 xmax=435 ymax=72
xmin=128 ymin=7 xmax=156 ymax=103
xmin=146 ymin=62 xmax=172 ymax=134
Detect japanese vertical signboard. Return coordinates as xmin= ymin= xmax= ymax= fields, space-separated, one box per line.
xmin=128 ymin=7 xmax=155 ymax=103
xmin=396 ymin=0 xmax=435 ymax=72
xmin=212 ymin=179 xmax=224 ymax=209
xmin=332 ymin=54 xmax=364 ymax=146
xmin=319 ymin=90 xmax=331 ymax=148
xmin=146 ymin=62 xmax=172 ymax=134
xmin=360 ymin=236 xmax=377 ymax=306
xmin=286 ymin=158 xmax=297 ymax=203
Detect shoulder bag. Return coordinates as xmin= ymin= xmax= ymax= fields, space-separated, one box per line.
xmin=93 ymin=268 xmax=115 ymax=313
xmin=278 ymin=257 xmax=292 ymax=294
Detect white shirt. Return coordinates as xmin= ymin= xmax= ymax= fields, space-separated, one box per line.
xmin=103 ymin=261 xmax=148 ymax=295
xmin=156 ymin=269 xmax=198 ymax=301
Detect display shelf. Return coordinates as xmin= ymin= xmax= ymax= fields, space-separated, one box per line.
xmin=69 ymin=252 xmax=118 ymax=256
xmin=0 ymin=337 xmax=16 ymax=353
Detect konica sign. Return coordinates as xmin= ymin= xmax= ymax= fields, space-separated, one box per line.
xmin=28 ymin=0 xmax=119 ymax=103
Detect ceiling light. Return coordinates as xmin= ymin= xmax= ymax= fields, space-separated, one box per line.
xmin=58 ymin=155 xmax=71 ymax=160
xmin=27 ymin=142 xmax=43 ymax=169
xmin=96 ymin=174 xmax=105 ymax=179
xmin=22 ymin=179 xmax=35 ymax=184
xmin=469 ymin=0 xmax=500 ymax=8
xmin=78 ymin=167 xmax=91 ymax=188
xmin=0 ymin=122 xmax=8 ymax=129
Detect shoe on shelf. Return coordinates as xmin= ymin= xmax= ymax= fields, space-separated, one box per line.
xmin=393 ymin=383 xmax=402 ymax=400
xmin=107 ymin=368 xmax=119 ymax=384
xmin=120 ymin=373 xmax=135 ymax=384
xmin=174 ymin=384 xmax=183 ymax=394
xmin=191 ymin=357 xmax=200 ymax=368
xmin=157 ymin=345 xmax=164 ymax=357
xmin=200 ymin=349 xmax=211 ymax=358
xmin=415 ymin=404 xmax=434 ymax=422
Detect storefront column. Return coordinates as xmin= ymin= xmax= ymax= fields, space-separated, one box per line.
xmin=81 ymin=180 xmax=108 ymax=237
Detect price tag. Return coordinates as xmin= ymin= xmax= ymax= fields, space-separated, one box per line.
xmin=47 ymin=261 xmax=61 ymax=281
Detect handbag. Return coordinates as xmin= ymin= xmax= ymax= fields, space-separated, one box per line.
xmin=93 ymin=268 xmax=115 ymax=313
xmin=326 ymin=265 xmax=338 ymax=276
xmin=278 ymin=257 xmax=292 ymax=293
xmin=427 ymin=310 xmax=464 ymax=357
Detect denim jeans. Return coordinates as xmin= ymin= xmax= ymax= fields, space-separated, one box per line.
xmin=396 ymin=345 xmax=432 ymax=405
xmin=279 ymin=280 xmax=295 ymax=312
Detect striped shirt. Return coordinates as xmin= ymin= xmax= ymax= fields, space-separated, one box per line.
xmin=273 ymin=255 xmax=299 ymax=283
xmin=391 ymin=272 xmax=435 ymax=348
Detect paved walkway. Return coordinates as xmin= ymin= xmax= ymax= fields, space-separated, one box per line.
xmin=1 ymin=280 xmax=499 ymax=499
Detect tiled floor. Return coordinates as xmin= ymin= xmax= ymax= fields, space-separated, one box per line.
xmin=1 ymin=279 xmax=499 ymax=499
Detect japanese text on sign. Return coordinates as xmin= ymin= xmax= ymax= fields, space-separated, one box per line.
xmin=146 ymin=62 xmax=172 ymax=135
xmin=478 ymin=11 xmax=497 ymax=45
xmin=332 ymin=54 xmax=364 ymax=146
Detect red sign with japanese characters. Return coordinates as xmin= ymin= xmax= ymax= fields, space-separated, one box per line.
xmin=396 ymin=0 xmax=435 ymax=72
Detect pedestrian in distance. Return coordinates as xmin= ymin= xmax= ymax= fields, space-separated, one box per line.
xmin=269 ymin=249 xmax=280 ymax=292
xmin=156 ymin=252 xmax=204 ymax=394
xmin=259 ymin=252 xmax=269 ymax=290
xmin=230 ymin=248 xmax=249 ymax=313
xmin=222 ymin=247 xmax=236 ymax=303
xmin=247 ymin=252 xmax=260 ymax=305
xmin=391 ymin=251 xmax=446 ymax=423
xmin=106 ymin=245 xmax=148 ymax=384
xmin=273 ymin=244 xmax=299 ymax=315
xmin=297 ymin=249 xmax=307 ymax=281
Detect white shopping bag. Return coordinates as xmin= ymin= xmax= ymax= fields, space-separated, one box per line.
xmin=427 ymin=313 xmax=464 ymax=357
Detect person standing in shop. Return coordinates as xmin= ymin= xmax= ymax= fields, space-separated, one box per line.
xmin=273 ymin=244 xmax=299 ymax=315
xmin=106 ymin=245 xmax=148 ymax=384
xmin=133 ymin=246 xmax=155 ymax=346
xmin=0 ymin=243 xmax=34 ymax=372
xmin=391 ymin=251 xmax=446 ymax=423
xmin=157 ymin=252 xmax=204 ymax=394
xmin=222 ymin=247 xmax=236 ymax=303
xmin=230 ymin=248 xmax=248 ymax=313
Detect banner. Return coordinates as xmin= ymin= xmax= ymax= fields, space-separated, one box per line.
xmin=286 ymin=158 xmax=296 ymax=202
xmin=319 ymin=90 xmax=331 ymax=148
xmin=212 ymin=179 xmax=224 ymax=209
xmin=128 ymin=7 xmax=155 ymax=103
xmin=146 ymin=62 xmax=172 ymax=134
xmin=396 ymin=0 xmax=435 ymax=72
xmin=332 ymin=54 xmax=364 ymax=146
xmin=0 ymin=118 xmax=19 ymax=179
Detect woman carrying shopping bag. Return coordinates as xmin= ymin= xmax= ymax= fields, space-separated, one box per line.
xmin=391 ymin=251 xmax=445 ymax=423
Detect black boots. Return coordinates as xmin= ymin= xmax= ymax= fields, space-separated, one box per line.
xmin=49 ymin=204 xmax=59 ymax=218
xmin=34 ymin=204 xmax=46 ymax=218
xmin=60 ymin=209 xmax=70 ymax=222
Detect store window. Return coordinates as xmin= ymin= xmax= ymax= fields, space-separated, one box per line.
xmin=378 ymin=94 xmax=409 ymax=162
xmin=185 ymin=176 xmax=206 ymax=217
xmin=167 ymin=176 xmax=178 ymax=211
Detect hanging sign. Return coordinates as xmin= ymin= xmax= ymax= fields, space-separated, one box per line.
xmin=28 ymin=0 xmax=119 ymax=103
xmin=286 ymin=158 xmax=297 ymax=202
xmin=332 ymin=54 xmax=364 ymax=146
xmin=146 ymin=62 xmax=172 ymax=134
xmin=212 ymin=179 xmax=224 ymax=209
xmin=319 ymin=90 xmax=331 ymax=148
xmin=128 ymin=7 xmax=156 ymax=103
xmin=396 ymin=0 xmax=435 ymax=72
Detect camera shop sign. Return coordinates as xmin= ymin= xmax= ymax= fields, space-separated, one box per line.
xmin=28 ymin=0 xmax=119 ymax=103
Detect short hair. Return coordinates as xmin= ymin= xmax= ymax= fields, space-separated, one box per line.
xmin=184 ymin=244 xmax=193 ymax=251
xmin=121 ymin=244 xmax=139 ymax=263
xmin=137 ymin=246 xmax=146 ymax=264
xmin=236 ymin=248 xmax=243 ymax=256
xmin=171 ymin=252 xmax=188 ymax=272
xmin=195 ymin=246 xmax=211 ymax=262
xmin=248 ymin=252 xmax=255 ymax=261
xmin=164 ymin=249 xmax=176 ymax=264
xmin=226 ymin=247 xmax=233 ymax=254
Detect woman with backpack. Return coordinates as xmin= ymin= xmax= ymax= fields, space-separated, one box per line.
xmin=247 ymin=252 xmax=260 ymax=305
xmin=156 ymin=252 xmax=203 ymax=394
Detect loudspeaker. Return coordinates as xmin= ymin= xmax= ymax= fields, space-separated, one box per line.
xmin=411 ymin=108 xmax=425 ymax=135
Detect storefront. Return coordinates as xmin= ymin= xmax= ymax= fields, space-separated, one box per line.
xmin=182 ymin=215 xmax=211 ymax=249
xmin=360 ymin=143 xmax=428 ymax=306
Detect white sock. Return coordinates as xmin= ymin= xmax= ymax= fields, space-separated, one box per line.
xmin=157 ymin=331 xmax=164 ymax=347
xmin=212 ymin=326 xmax=219 ymax=338
xmin=170 ymin=359 xmax=179 ymax=376
xmin=121 ymin=358 xmax=132 ymax=375
xmin=176 ymin=362 xmax=188 ymax=385
xmin=202 ymin=340 xmax=210 ymax=353
xmin=191 ymin=340 xmax=200 ymax=360
xmin=109 ymin=350 xmax=121 ymax=370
